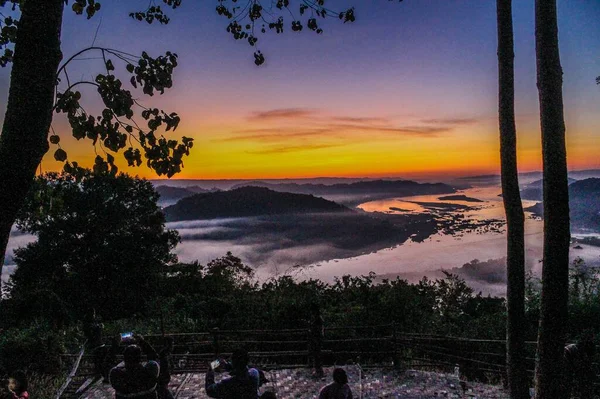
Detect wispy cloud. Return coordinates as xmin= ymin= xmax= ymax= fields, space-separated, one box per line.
xmin=331 ymin=116 xmax=389 ymax=124
xmin=247 ymin=143 xmax=343 ymax=155
xmin=328 ymin=123 xmax=452 ymax=136
xmin=225 ymin=108 xmax=478 ymax=148
xmin=214 ymin=128 xmax=335 ymax=143
xmin=421 ymin=117 xmax=479 ymax=125
xmin=247 ymin=108 xmax=317 ymax=121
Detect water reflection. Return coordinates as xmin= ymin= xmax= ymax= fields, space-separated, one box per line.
xmin=299 ymin=186 xmax=600 ymax=296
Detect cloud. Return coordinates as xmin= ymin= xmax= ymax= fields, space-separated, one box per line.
xmin=224 ymin=108 xmax=480 ymax=148
xmin=420 ymin=117 xmax=479 ymax=125
xmin=331 ymin=116 xmax=388 ymax=124
xmin=247 ymin=108 xmax=317 ymax=121
xmin=247 ymin=143 xmax=343 ymax=155
xmin=215 ymin=128 xmax=335 ymax=143
xmin=328 ymin=123 xmax=452 ymax=136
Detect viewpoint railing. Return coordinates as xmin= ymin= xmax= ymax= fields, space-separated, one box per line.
xmin=59 ymin=323 xmax=541 ymax=392
xmin=58 ymin=324 xmax=600 ymax=398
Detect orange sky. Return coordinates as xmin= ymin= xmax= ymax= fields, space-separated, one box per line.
xmin=39 ymin=105 xmax=599 ymax=180
xmin=17 ymin=1 xmax=600 ymax=181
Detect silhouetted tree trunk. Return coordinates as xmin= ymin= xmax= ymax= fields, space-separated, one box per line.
xmin=497 ymin=1 xmax=528 ymax=398
xmin=534 ymin=0 xmax=570 ymax=398
xmin=0 ymin=0 xmax=64 ymax=284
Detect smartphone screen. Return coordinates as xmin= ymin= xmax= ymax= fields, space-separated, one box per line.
xmin=120 ymin=332 xmax=133 ymax=341
xmin=210 ymin=359 xmax=220 ymax=370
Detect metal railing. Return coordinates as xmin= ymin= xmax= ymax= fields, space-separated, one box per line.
xmin=58 ymin=324 xmax=540 ymax=397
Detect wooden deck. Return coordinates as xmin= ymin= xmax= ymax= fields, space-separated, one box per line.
xmin=79 ymin=367 xmax=510 ymax=399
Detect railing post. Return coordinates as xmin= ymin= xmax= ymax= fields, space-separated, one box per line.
xmin=212 ymin=327 xmax=220 ymax=358
xmin=392 ymin=322 xmax=400 ymax=369
xmin=315 ymin=325 xmax=323 ymax=375
xmin=309 ymin=304 xmax=324 ymax=377
xmin=306 ymin=328 xmax=311 ymax=368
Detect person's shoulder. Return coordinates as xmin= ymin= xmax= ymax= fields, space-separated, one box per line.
xmin=110 ymin=364 xmax=126 ymax=375
xmin=248 ymin=368 xmax=260 ymax=378
xmin=319 ymin=383 xmax=333 ymax=394
xmin=565 ymin=344 xmax=579 ymax=356
xmin=145 ymin=360 xmax=160 ymax=376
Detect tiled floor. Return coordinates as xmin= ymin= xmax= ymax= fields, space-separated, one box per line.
xmin=82 ymin=367 xmax=510 ymax=398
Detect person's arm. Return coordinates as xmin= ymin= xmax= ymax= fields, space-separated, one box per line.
xmin=145 ymin=360 xmax=160 ymax=379
xmin=249 ymin=368 xmax=260 ymax=391
xmin=158 ymin=349 xmax=171 ymax=383
xmin=135 ymin=334 xmax=159 ymax=362
xmin=205 ymin=370 xmax=225 ymax=398
xmin=109 ymin=365 xmax=124 ymax=391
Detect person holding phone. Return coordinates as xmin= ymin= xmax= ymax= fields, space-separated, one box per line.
xmin=205 ymin=348 xmax=260 ymax=399
xmin=109 ymin=342 xmax=160 ymax=399
xmin=132 ymin=334 xmax=175 ymax=399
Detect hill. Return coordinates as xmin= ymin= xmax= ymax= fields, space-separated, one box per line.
xmin=163 ymin=186 xmax=352 ymax=221
xmin=520 ymin=178 xmax=576 ymax=201
xmin=230 ymin=179 xmax=456 ymax=206
xmin=570 ymin=178 xmax=600 ymax=231
xmin=154 ymin=185 xmax=213 ymax=206
xmin=524 ymin=178 xmax=600 ymax=232
xmin=437 ymin=195 xmax=484 ymax=203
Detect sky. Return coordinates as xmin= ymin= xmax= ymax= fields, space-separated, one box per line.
xmin=0 ymin=0 xmax=599 ymax=180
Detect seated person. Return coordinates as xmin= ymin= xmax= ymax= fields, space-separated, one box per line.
xmin=7 ymin=371 xmax=28 ymax=399
xmin=319 ymin=368 xmax=353 ymax=399
xmin=564 ymin=335 xmax=596 ymax=399
xmin=205 ymin=348 xmax=260 ymax=399
xmin=109 ymin=344 xmax=160 ymax=399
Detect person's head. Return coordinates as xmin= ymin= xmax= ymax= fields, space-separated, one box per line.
xmin=163 ymin=336 xmax=175 ymax=353
xmin=123 ymin=344 xmax=142 ymax=367
xmin=332 ymin=368 xmax=348 ymax=385
xmin=230 ymin=348 xmax=249 ymax=371
xmin=261 ymin=391 xmax=277 ymax=399
xmin=8 ymin=371 xmax=27 ymax=394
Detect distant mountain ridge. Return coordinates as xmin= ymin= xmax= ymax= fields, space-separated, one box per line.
xmin=520 ymin=178 xmax=577 ymax=201
xmin=154 ymin=185 xmax=218 ymax=206
xmin=230 ymin=179 xmax=455 ymax=198
xmin=156 ymin=185 xmax=205 ymax=198
xmin=525 ymin=178 xmax=600 ymax=232
xmin=163 ymin=186 xmax=352 ymax=222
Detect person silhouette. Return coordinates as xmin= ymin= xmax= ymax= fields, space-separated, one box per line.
xmin=205 ymin=348 xmax=260 ymax=399
xmin=319 ymin=368 xmax=353 ymax=399
xmin=109 ymin=344 xmax=160 ymax=399
xmin=564 ymin=334 xmax=596 ymax=399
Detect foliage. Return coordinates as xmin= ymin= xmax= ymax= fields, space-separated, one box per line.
xmin=130 ymin=0 xmax=356 ymax=66
xmin=148 ymin=263 xmax=507 ymax=339
xmin=53 ymin=47 xmax=193 ymax=178
xmin=0 ymin=1 xmax=194 ymax=179
xmin=24 ymin=372 xmax=64 ymax=399
xmin=0 ymin=323 xmax=66 ymax=375
xmin=5 ymin=170 xmax=179 ymax=323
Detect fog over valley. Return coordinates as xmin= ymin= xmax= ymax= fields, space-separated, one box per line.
xmin=5 ymin=172 xmax=600 ymax=296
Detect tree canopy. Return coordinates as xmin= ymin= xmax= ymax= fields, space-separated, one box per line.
xmin=5 ymin=170 xmax=179 ymax=322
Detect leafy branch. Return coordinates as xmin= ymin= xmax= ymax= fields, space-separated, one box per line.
xmin=131 ymin=0 xmax=357 ymax=66
xmin=55 ymin=47 xmax=193 ymax=177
